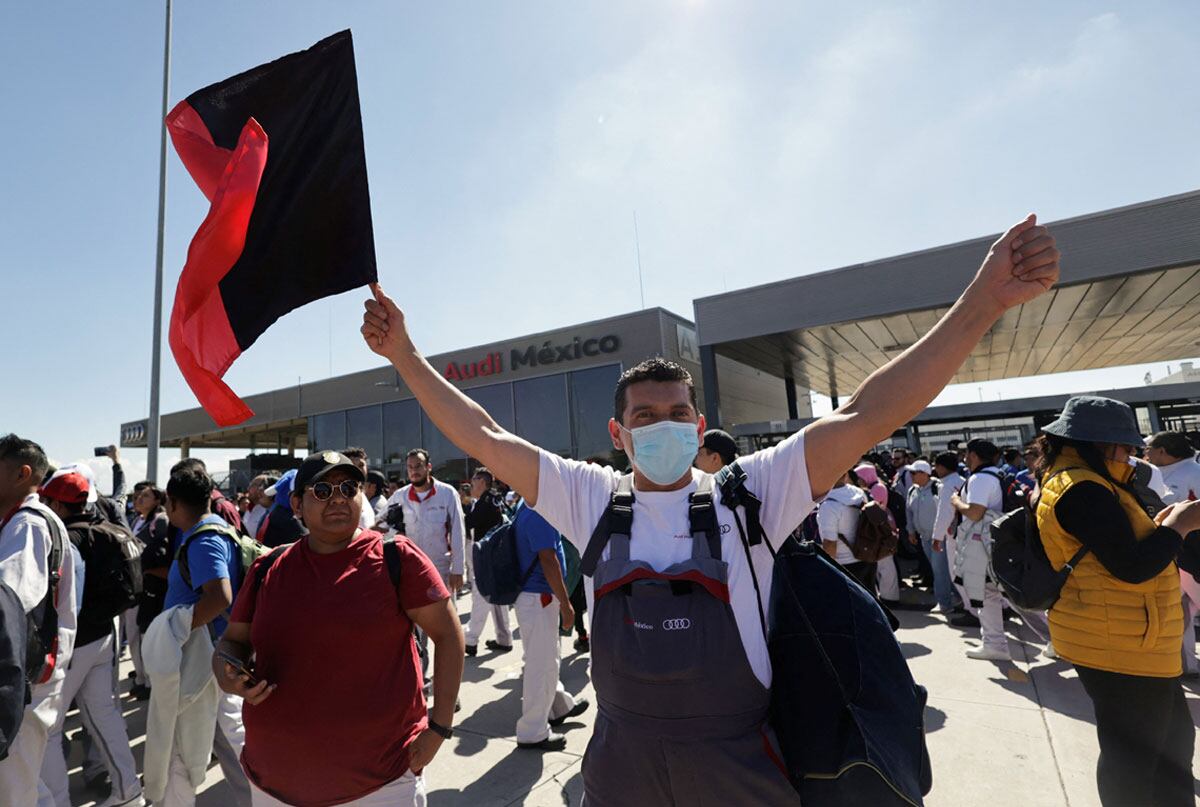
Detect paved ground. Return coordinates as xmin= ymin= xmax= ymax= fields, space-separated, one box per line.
xmin=66 ymin=592 xmax=1200 ymax=806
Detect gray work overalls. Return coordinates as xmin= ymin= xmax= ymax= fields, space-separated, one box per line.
xmin=580 ymin=475 xmax=801 ymax=806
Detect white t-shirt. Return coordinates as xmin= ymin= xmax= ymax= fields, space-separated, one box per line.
xmin=931 ymin=471 xmax=963 ymax=542
xmin=957 ymin=467 xmax=1004 ymax=539
xmin=816 ymin=485 xmax=866 ymax=565
xmin=357 ymin=490 xmax=376 ymax=530
xmin=1158 ymin=458 xmax=1200 ymax=505
xmin=243 ymin=503 xmax=269 ymax=539
xmin=0 ymin=494 xmax=78 ymax=689
xmin=533 ymin=429 xmax=814 ymax=688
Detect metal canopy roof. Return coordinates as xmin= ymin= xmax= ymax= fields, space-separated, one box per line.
xmin=694 ymin=191 xmax=1200 ymax=398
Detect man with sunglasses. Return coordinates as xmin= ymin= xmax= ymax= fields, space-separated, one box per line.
xmin=215 ymin=451 xmax=464 ymax=807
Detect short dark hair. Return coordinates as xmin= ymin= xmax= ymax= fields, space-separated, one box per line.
xmin=342 ymin=446 xmax=367 ymax=462
xmin=934 ymin=451 xmax=959 ymax=473
xmin=0 ymin=434 xmax=49 ymax=483
xmin=407 ymin=448 xmax=431 ymax=465
xmin=472 ymin=467 xmax=494 ymax=487
xmin=1002 ymin=448 xmax=1020 ymax=464
xmin=133 ymin=479 xmax=154 ymax=492
xmin=965 ymin=438 xmax=999 ymax=465
xmin=613 ymin=358 xmax=698 ymax=424
xmin=1147 ymin=431 xmax=1193 ymax=459
xmin=166 ymin=466 xmax=214 ymax=512
xmin=171 ymin=457 xmax=207 ymax=475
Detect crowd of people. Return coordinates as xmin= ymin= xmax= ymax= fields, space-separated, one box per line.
xmin=0 ymin=215 xmax=1197 ymax=806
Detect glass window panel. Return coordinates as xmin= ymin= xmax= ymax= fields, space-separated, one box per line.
xmin=345 ymin=405 xmax=383 ymax=467
xmin=311 ymin=412 xmax=346 ymax=455
xmin=383 ymin=399 xmax=423 ymax=466
xmin=514 ymin=375 xmax=571 ymax=456
xmin=465 ymin=383 xmax=515 ymax=432
xmin=570 ymin=364 xmax=623 ymax=464
xmin=421 ymin=409 xmax=465 ymax=469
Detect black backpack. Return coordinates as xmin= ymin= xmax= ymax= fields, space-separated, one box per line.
xmin=74 ymin=517 xmax=144 ymax=622
xmin=19 ymin=505 xmax=65 ymax=688
xmin=0 ymin=581 xmax=28 ymax=761
xmin=715 ymin=463 xmax=931 ymax=807
xmin=990 ymin=467 xmax=1111 ymax=611
xmin=975 ymin=468 xmax=1033 ymax=514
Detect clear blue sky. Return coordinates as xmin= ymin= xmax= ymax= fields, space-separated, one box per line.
xmin=2 ymin=2 xmax=1199 ymax=485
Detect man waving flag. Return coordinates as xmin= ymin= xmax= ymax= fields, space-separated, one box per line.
xmin=166 ymin=30 xmax=376 ymax=426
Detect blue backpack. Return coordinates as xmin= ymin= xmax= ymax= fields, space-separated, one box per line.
xmin=472 ymin=510 xmax=537 ymax=606
xmin=715 ymin=463 xmax=932 ymax=807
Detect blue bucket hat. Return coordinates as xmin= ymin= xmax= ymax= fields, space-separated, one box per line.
xmin=1042 ymin=395 xmax=1144 ymax=446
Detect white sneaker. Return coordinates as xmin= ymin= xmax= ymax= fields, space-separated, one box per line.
xmin=966 ymin=647 xmax=1011 ymax=661
xmin=96 ymin=794 xmax=147 ymax=807
xmin=1042 ymin=644 xmax=1059 ymax=660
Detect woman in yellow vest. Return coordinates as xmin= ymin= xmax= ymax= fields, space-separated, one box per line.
xmin=1035 ymin=395 xmax=1200 ymax=807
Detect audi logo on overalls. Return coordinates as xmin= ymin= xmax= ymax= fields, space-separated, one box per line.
xmin=662 ymin=618 xmax=691 ymax=631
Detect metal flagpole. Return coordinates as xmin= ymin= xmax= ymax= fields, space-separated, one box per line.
xmin=147 ymin=0 xmax=173 ymax=483
xmin=634 ymin=211 xmax=645 ymax=309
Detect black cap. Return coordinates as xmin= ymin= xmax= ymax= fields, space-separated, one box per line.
xmin=366 ymin=470 xmax=388 ymax=490
xmin=702 ymin=429 xmax=738 ymax=465
xmin=295 ymin=451 xmax=366 ymax=494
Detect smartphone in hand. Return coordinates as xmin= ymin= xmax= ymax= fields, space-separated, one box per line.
xmin=216 ymin=650 xmax=259 ymax=686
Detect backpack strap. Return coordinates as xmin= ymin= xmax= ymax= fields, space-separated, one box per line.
xmin=714 ymin=462 xmax=766 ymax=547
xmin=687 ymin=475 xmax=722 ymax=562
xmin=382 ymin=534 xmax=403 ymax=590
xmin=580 ymin=474 xmax=634 ymax=577
xmin=713 ymin=464 xmax=771 ymax=641
xmin=18 ymin=505 xmax=64 ymax=613
xmin=176 ymin=521 xmax=237 ymax=592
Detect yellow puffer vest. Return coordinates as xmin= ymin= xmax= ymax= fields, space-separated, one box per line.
xmin=1036 ymin=448 xmax=1183 ymax=677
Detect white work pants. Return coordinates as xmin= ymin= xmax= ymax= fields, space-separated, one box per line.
xmin=876 ymin=555 xmax=899 ymax=601
xmin=0 ymin=680 xmax=62 ymax=806
xmin=514 ymin=591 xmax=576 ymax=744
xmin=250 ymin=769 xmax=425 ymax=806
xmin=465 ymin=562 xmax=511 ymax=647
xmin=124 ymin=608 xmax=147 ymax=687
xmin=944 ymin=534 xmax=970 ymax=608
xmin=161 ymin=692 xmax=250 ymax=807
xmin=977 ymin=582 xmax=1008 ymax=655
xmin=40 ymin=632 xmax=141 ymax=806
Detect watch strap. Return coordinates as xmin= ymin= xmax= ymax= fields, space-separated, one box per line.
xmin=428 ymin=719 xmax=453 ymax=740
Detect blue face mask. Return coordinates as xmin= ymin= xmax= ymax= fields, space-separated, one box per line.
xmin=625 ymin=420 xmax=700 ymax=485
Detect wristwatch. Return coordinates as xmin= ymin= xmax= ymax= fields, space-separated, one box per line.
xmin=428 ymin=719 xmax=453 ymax=740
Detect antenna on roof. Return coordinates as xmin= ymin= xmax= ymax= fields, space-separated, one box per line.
xmin=634 ymin=211 xmax=645 ymax=310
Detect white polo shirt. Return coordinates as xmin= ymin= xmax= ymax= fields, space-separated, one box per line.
xmin=533 ymin=429 xmax=815 ymax=688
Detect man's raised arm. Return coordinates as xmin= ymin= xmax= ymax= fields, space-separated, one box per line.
xmin=804 ymin=215 xmax=1060 ymax=498
xmin=361 ymin=284 xmax=542 ymax=504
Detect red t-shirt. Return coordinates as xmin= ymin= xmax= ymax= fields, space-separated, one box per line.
xmin=229 ymin=530 xmax=448 ymax=806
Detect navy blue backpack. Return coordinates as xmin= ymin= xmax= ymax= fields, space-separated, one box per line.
xmin=716 ymin=463 xmax=932 ymax=807
xmin=472 ymin=509 xmax=537 ymax=606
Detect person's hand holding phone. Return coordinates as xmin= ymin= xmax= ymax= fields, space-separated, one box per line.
xmin=216 ymin=650 xmax=275 ymax=705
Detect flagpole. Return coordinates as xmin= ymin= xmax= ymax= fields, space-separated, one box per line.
xmin=147 ymin=0 xmax=173 ymax=484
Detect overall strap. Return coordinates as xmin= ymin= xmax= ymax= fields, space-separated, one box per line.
xmin=580 ymin=474 xmax=635 ymax=576
xmin=688 ymin=475 xmax=722 ymax=562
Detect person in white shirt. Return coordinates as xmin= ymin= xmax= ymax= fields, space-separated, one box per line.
xmin=241 ymin=474 xmax=275 ymax=540
xmin=1146 ymin=431 xmax=1200 ymax=505
xmin=342 ymin=447 xmax=378 ymax=530
xmin=931 ymin=451 xmax=966 ymax=618
xmin=0 ymin=435 xmax=78 ymax=807
xmin=357 ymin=213 xmax=1060 ymax=803
xmin=1146 ymin=431 xmax=1200 ymax=676
xmin=817 ymin=474 xmax=869 ymax=586
xmin=949 ymin=439 xmax=1009 ymax=661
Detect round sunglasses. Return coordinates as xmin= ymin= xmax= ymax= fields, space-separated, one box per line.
xmin=309 ymin=480 xmax=361 ymax=502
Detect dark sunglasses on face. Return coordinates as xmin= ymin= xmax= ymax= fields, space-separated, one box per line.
xmin=310 ymin=480 xmax=361 ymax=502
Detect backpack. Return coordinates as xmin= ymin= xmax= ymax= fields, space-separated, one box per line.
xmin=712 ymin=463 xmax=931 ymax=807
xmin=472 ymin=511 xmax=538 ymax=606
xmin=839 ymin=499 xmax=899 ymax=563
xmin=18 ymin=505 xmax=64 ymax=688
xmin=177 ymin=520 xmax=270 ymax=592
xmin=886 ymin=487 xmax=908 ymax=535
xmin=990 ymin=467 xmax=1113 ymax=611
xmin=73 ymin=517 xmax=144 ymax=622
xmin=0 ymin=581 xmax=28 ymax=761
xmin=976 ymin=468 xmax=1033 ymax=514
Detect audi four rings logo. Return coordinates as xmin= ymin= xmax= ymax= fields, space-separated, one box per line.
xmin=662 ymin=618 xmax=691 ymax=631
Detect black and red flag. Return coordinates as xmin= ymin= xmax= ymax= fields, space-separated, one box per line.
xmin=166 ymin=30 xmax=376 ymax=426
